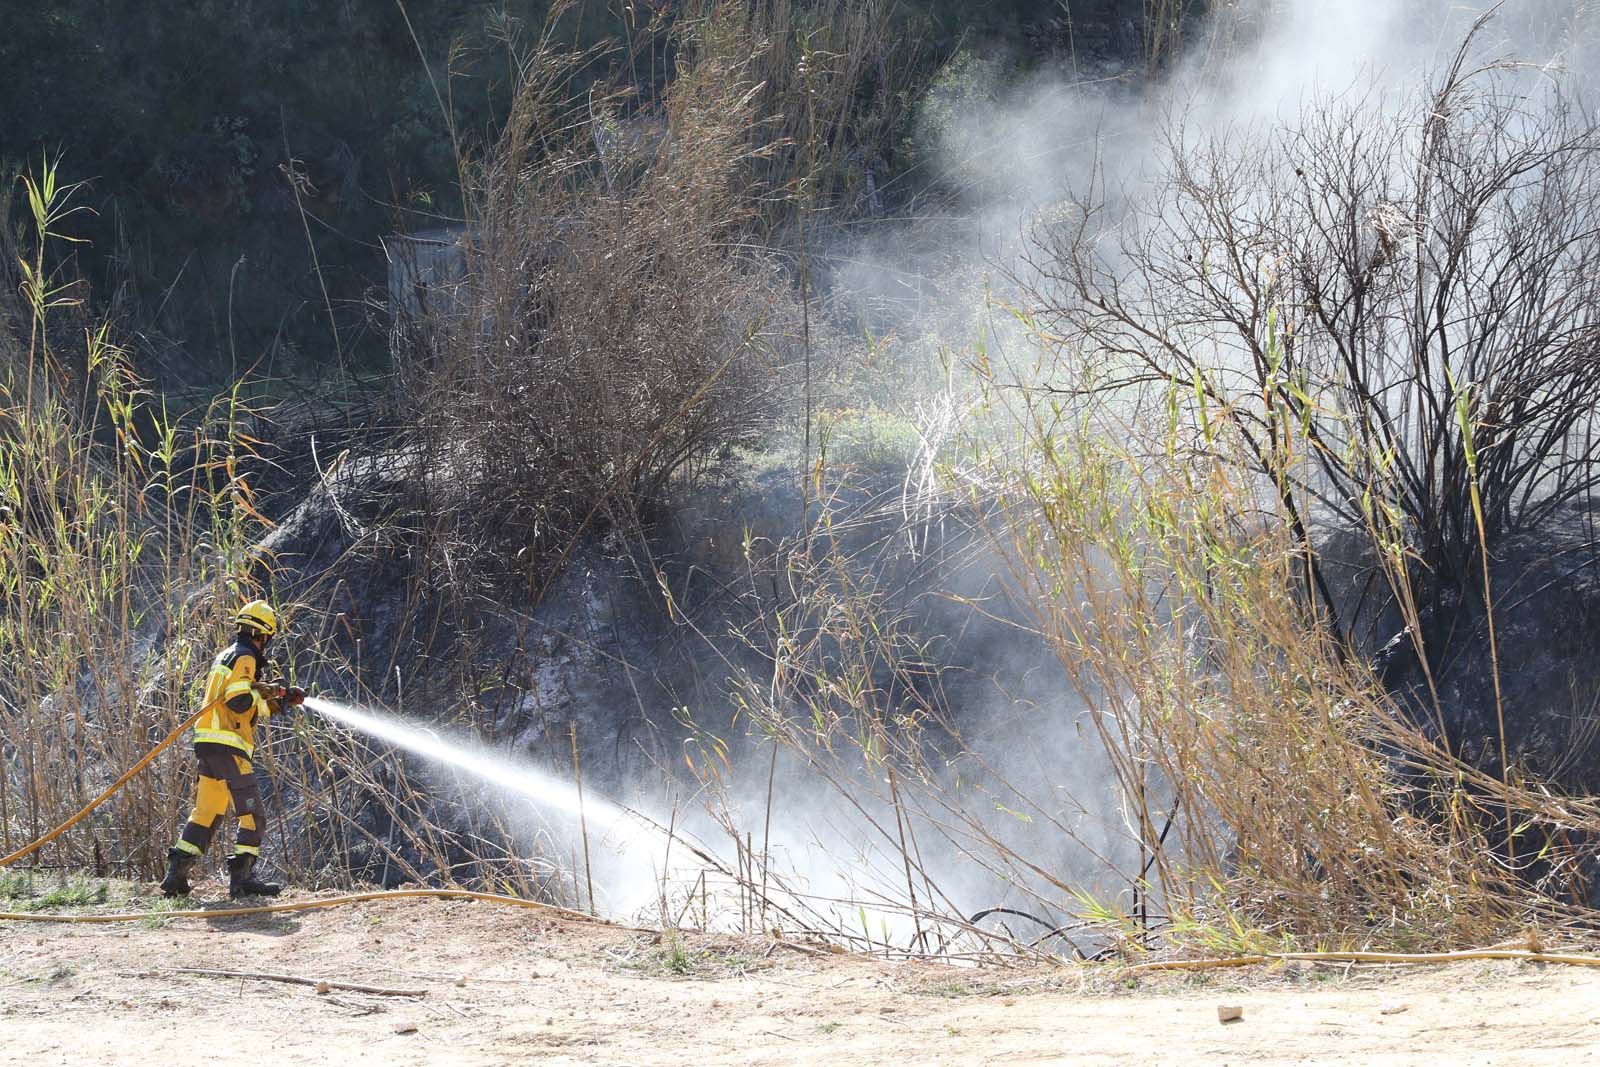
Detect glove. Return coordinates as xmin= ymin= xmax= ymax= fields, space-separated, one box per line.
xmin=254 ymin=682 xmax=305 ymax=718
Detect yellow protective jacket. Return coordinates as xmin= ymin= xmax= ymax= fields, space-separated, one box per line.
xmin=194 ymin=636 xmax=273 ymax=757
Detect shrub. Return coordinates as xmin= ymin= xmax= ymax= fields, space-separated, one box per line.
xmin=402 ymin=7 xmax=806 ymax=587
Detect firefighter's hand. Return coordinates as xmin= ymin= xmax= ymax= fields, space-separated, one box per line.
xmin=251 ymin=682 xmax=289 ymax=719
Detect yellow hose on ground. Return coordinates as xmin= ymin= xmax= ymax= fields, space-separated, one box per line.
xmin=0 ymin=888 xmax=600 ymax=924
xmin=0 ymin=702 xmax=214 ymax=868
xmin=7 ymin=895 xmax=1600 ymax=978
xmin=1127 ymin=947 xmax=1600 ymax=973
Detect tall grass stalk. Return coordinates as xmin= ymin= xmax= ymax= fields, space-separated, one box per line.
xmin=0 ymin=160 xmax=267 ymax=875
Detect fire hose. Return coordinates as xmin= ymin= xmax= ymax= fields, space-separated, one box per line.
xmin=1 ymin=703 xmax=211 ymax=868
xmin=0 ymin=888 xmax=595 ymax=925
xmin=2 ymin=680 xmax=307 ymax=868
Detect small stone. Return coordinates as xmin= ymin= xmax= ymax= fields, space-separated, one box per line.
xmin=1217 ymin=1004 xmax=1244 ymax=1024
xmin=314 ymin=982 xmax=332 ymax=995
xmin=1380 ymin=999 xmax=1409 ymax=1016
xmin=454 ymin=976 xmax=467 ymax=987
xmin=393 ymin=1021 xmax=418 ymax=1035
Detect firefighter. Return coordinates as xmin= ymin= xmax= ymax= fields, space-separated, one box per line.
xmin=158 ymin=599 xmax=304 ymax=899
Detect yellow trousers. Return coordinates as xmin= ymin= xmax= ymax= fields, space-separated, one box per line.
xmin=174 ymin=743 xmax=264 ymax=857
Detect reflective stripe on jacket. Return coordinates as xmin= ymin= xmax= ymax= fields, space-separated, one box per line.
xmin=194 ymin=636 xmax=270 ymax=756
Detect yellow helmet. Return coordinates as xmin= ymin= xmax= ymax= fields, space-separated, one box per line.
xmin=234 ymin=599 xmax=279 ymax=638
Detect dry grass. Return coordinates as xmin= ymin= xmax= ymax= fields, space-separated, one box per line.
xmin=693 ymin=378 xmax=1600 ymax=960
xmin=973 ymin=395 xmax=1534 ymax=952
xmin=0 ymin=160 xmax=273 ymax=877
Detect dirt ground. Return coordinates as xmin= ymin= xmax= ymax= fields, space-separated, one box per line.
xmin=5 ymin=886 xmax=1600 ymax=1066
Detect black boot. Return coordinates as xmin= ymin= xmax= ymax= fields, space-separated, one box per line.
xmin=158 ymin=847 xmax=199 ymax=898
xmin=226 ymin=854 xmax=282 ymax=899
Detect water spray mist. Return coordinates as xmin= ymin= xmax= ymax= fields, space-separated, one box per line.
xmin=304 ymin=697 xmax=663 ymax=857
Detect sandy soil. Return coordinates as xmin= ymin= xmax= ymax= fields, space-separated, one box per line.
xmin=5 ymin=886 xmax=1600 ymax=1066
